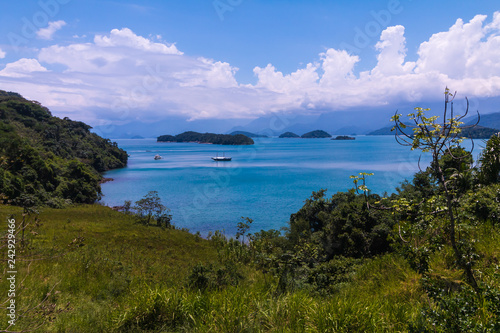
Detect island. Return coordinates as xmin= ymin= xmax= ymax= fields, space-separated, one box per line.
xmin=332 ymin=135 xmax=355 ymax=140
xmin=157 ymin=131 xmax=254 ymax=145
xmin=301 ymin=130 xmax=332 ymax=138
xmin=229 ymin=131 xmax=268 ymax=138
xmin=279 ymin=131 xmax=300 ymax=138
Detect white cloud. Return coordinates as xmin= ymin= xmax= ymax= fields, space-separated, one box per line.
xmin=36 ymin=20 xmax=67 ymax=40
xmin=254 ymin=63 xmax=319 ymax=93
xmin=371 ymin=25 xmax=415 ymax=77
xmin=319 ymin=49 xmax=359 ymax=86
xmin=0 ymin=48 xmax=5 ymax=59
xmin=94 ymin=28 xmax=181 ymax=55
xmin=1 ymin=14 xmax=500 ymax=125
xmin=0 ymin=58 xmax=48 ymax=78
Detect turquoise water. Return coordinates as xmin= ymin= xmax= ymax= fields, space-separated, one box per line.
xmin=101 ymin=136 xmax=479 ymax=236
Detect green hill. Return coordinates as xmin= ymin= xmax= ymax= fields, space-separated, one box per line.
xmin=0 ymin=90 xmax=127 ymax=206
xmin=157 ymin=131 xmax=254 ymax=145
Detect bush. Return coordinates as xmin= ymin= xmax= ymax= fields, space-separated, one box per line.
xmin=187 ymin=261 xmax=243 ymax=292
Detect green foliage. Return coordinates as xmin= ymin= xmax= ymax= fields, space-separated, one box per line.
xmin=133 ymin=191 xmax=172 ymax=227
xmin=187 ymin=261 xmax=243 ymax=291
xmin=478 ymin=134 xmax=500 ymax=185
xmin=460 ymin=184 xmax=500 ymax=224
xmin=157 ymin=130 xmax=254 ymax=145
xmin=410 ymin=278 xmax=500 ymax=332
xmin=0 ymin=90 xmax=127 ymax=205
xmin=287 ymin=189 xmax=394 ymax=259
xmin=235 ymin=216 xmax=252 ymax=243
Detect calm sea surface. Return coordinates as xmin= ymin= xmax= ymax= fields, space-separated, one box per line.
xmin=101 ymin=136 xmax=480 ymax=236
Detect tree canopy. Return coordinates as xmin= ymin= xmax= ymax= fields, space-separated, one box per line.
xmin=0 ymin=90 xmax=128 ymax=206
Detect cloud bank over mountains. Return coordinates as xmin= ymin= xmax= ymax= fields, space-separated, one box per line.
xmin=1 ymin=12 xmax=500 ymax=126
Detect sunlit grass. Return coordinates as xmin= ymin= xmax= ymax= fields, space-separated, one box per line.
xmin=1 ymin=205 xmax=498 ymax=332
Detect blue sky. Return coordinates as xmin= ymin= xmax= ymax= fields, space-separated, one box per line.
xmin=0 ymin=0 xmax=499 ymax=126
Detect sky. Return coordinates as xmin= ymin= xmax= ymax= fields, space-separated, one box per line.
xmin=0 ymin=0 xmax=499 ymax=129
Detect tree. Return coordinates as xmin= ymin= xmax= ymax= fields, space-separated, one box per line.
xmin=236 ymin=217 xmax=253 ymax=244
xmin=391 ymin=88 xmax=480 ymax=291
xmin=478 ymin=133 xmax=500 ymax=185
xmin=133 ymin=191 xmax=172 ymax=227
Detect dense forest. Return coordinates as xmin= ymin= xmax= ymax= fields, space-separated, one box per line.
xmin=0 ymin=90 xmax=127 ymax=206
xmin=157 ymin=131 xmax=254 ymax=145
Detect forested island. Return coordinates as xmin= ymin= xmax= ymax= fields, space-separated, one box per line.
xmin=301 ymin=130 xmax=332 ymax=138
xmin=332 ymin=135 xmax=355 ymax=140
xmin=278 ymin=130 xmax=332 ymax=138
xmin=157 ymin=131 xmax=254 ymax=145
xmin=229 ymin=130 xmax=268 ymax=138
xmin=0 ymin=90 xmax=127 ymax=206
xmin=279 ymin=131 xmax=300 ymax=138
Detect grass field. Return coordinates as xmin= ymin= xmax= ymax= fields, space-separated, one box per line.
xmin=0 ymin=204 xmax=498 ymax=332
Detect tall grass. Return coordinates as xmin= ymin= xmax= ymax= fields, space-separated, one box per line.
xmin=1 ymin=205 xmax=498 ymax=332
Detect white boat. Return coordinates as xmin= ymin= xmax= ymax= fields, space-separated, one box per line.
xmin=212 ymin=153 xmax=231 ymax=161
xmin=154 ymin=154 xmax=162 ymax=160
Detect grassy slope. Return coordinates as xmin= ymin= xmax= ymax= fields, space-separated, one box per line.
xmin=0 ymin=205 xmax=216 ymax=332
xmin=0 ymin=204 xmax=498 ymax=332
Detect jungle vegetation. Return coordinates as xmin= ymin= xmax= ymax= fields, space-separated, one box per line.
xmin=0 ymin=90 xmax=128 ymax=206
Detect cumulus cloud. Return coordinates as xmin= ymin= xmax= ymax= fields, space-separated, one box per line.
xmin=94 ymin=28 xmax=182 ymax=55
xmin=36 ymin=20 xmax=67 ymax=40
xmin=1 ymin=14 xmax=500 ymax=126
xmin=0 ymin=59 xmax=48 ymax=78
xmin=371 ymin=25 xmax=415 ymax=77
xmin=0 ymin=48 xmax=5 ymax=59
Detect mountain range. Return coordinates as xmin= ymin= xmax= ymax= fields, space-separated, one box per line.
xmin=90 ymin=96 xmax=500 ymax=139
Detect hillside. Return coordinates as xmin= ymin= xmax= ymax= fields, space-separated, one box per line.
xmin=0 ymin=91 xmax=128 ymax=206
xmin=157 ymin=131 xmax=254 ymax=145
xmin=466 ymin=111 xmax=500 ymax=130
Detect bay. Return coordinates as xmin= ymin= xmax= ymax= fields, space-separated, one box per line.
xmin=101 ymin=136 xmax=480 ymax=236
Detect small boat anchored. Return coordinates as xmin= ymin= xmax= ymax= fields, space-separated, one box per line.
xmin=212 ymin=153 xmax=231 ymax=161
xmin=154 ymin=154 xmax=162 ymax=160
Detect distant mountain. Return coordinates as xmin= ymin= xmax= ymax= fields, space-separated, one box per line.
xmin=465 ymin=112 xmax=500 ymax=130
xmin=279 ymin=131 xmax=300 ymax=138
xmin=368 ymin=123 xmax=499 ymax=139
xmin=301 ymin=130 xmax=332 ymax=138
xmin=332 ymin=135 xmax=355 ymax=140
xmin=229 ymin=131 xmax=268 ymax=138
xmin=461 ymin=126 xmax=500 ymax=139
xmin=157 ymin=131 xmax=254 ymax=145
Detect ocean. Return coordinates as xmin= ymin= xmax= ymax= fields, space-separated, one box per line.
xmin=101 ymin=136 xmax=480 ymax=236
